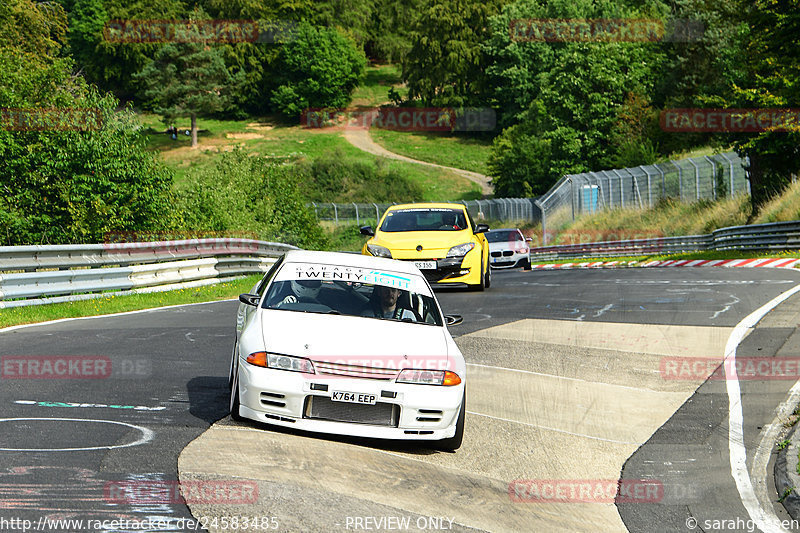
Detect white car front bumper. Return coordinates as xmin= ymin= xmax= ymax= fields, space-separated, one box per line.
xmin=237 ymin=362 xmax=464 ymax=441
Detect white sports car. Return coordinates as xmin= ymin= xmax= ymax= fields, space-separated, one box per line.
xmin=229 ymin=250 xmax=467 ymax=451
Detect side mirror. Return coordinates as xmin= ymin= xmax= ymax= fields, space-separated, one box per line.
xmin=474 ymin=224 xmax=489 ymax=234
xmin=239 ymin=293 xmax=260 ymax=306
xmin=526 ymin=237 xmax=532 ymax=243
xmin=444 ymin=314 xmax=463 ymax=326
xmin=360 ymin=226 xmax=375 ymax=236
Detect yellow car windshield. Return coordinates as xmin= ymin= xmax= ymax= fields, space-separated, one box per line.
xmin=380 ymin=208 xmax=467 ymax=232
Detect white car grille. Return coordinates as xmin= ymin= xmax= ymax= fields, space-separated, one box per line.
xmin=314 ymin=360 xmax=398 ymax=380
xmin=305 ymin=397 xmax=400 ymax=427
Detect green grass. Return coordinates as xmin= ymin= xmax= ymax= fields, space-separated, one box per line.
xmin=753 ymin=180 xmax=800 ymax=224
xmin=138 ymin=113 xmax=480 ymax=200
xmin=370 ymin=129 xmax=493 ymax=175
xmin=546 ymin=194 xmax=753 ymax=245
xmin=351 ymin=64 xmax=407 ymax=108
xmin=663 ymin=145 xmax=733 ymax=162
xmin=0 ymin=276 xmax=262 ymax=329
xmin=545 ymin=179 xmax=800 ymax=248
xmin=322 ymin=221 xmax=374 ymax=252
xmin=137 ymin=64 xmax=486 ymax=200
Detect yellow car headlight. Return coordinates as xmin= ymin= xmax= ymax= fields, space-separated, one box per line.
xmin=446 ymin=243 xmax=475 ymax=257
xmin=367 ymin=244 xmax=392 ymax=258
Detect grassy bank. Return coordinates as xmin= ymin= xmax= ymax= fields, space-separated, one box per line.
xmin=136 ymin=65 xmax=486 ymax=202
xmin=139 ymin=115 xmax=481 ymax=202
xmin=350 ymin=63 xmax=407 ymax=107
xmin=370 ymin=129 xmax=493 ymax=175
xmin=0 ymin=276 xmax=262 ymax=329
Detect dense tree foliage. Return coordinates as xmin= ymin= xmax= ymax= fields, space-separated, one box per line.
xmin=721 ymin=0 xmax=800 ymax=212
xmin=134 ymin=9 xmax=245 ymax=147
xmin=4 ymin=0 xmax=800 ymax=242
xmin=402 ymin=0 xmax=506 ymax=106
xmin=484 ymin=0 xmax=667 ymax=196
xmin=0 ymin=0 xmax=176 ymax=245
xmin=67 ymin=0 xmax=188 ymax=99
xmin=270 ymin=22 xmax=366 ymax=118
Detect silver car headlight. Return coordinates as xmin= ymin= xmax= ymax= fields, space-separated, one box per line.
xmin=397 ymin=369 xmax=462 ymax=386
xmin=246 ymin=352 xmax=315 ymax=373
xmin=367 ymin=244 xmax=393 ymax=258
xmin=446 ymin=242 xmax=475 ymax=257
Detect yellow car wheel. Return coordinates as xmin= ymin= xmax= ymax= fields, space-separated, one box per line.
xmin=470 ymin=253 xmax=489 ymax=291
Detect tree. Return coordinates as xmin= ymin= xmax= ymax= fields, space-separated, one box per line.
xmin=134 ymin=9 xmax=245 ymax=148
xmin=402 ymin=0 xmax=505 ymax=106
xmin=723 ymin=0 xmax=800 ymax=212
xmin=364 ymin=0 xmax=420 ymax=62
xmin=653 ymin=0 xmax=749 ymax=156
xmin=483 ymin=0 xmax=667 ymax=196
xmin=269 ymin=21 xmax=366 ymax=118
xmin=67 ymin=0 xmax=189 ymax=99
xmin=1 ymin=0 xmax=177 ymax=245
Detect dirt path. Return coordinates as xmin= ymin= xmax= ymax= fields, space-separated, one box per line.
xmin=343 ymin=128 xmax=494 ymax=197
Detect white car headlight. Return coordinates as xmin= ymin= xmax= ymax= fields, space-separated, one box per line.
xmin=367 ymin=244 xmax=392 ymax=258
xmin=446 ymin=242 xmax=475 ymax=257
xmin=397 ymin=369 xmax=461 ymax=386
xmin=247 ymin=352 xmax=315 ymax=373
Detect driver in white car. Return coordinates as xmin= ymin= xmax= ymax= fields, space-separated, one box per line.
xmin=280 ymin=280 xmax=322 ymax=305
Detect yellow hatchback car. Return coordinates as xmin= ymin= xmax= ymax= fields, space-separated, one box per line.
xmin=360 ymin=203 xmax=491 ymax=290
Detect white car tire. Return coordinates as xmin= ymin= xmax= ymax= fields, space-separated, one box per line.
xmin=436 ymin=389 xmax=465 ymax=452
xmin=230 ymin=364 xmax=244 ymax=422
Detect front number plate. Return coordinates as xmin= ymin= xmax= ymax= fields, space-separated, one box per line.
xmin=414 ymin=261 xmax=437 ymax=270
xmin=331 ymin=391 xmax=377 ymax=405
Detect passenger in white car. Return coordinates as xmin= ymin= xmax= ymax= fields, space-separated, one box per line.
xmin=365 ymin=285 xmax=416 ymax=321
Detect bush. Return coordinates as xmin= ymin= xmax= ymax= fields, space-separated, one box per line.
xmin=270 ymin=22 xmax=366 ymax=118
xmin=292 ymin=150 xmax=424 ymax=203
xmin=0 ymin=47 xmax=177 ymax=245
xmin=177 ymin=150 xmax=327 ymax=249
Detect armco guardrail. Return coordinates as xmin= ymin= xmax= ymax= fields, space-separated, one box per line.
xmin=0 ymin=238 xmax=298 ymax=308
xmin=530 ymin=220 xmax=800 ymax=260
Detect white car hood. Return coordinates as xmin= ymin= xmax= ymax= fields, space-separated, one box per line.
xmin=259 ymin=310 xmax=451 ymax=368
xmin=489 ymin=242 xmax=517 ymax=252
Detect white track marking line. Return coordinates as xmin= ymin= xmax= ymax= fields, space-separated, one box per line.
xmin=724 ymin=283 xmax=800 ymax=533
xmin=0 ymin=417 xmax=153 ymax=451
xmin=752 ymin=382 xmax=800 ymax=531
xmin=466 ymin=411 xmax=641 ymax=445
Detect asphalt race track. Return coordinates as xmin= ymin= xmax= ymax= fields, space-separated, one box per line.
xmin=2 ymin=267 xmax=800 ymax=532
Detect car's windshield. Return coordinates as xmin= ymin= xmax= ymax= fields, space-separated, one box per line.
xmin=379 ymin=208 xmax=468 ymax=232
xmin=486 ymin=230 xmax=523 ymax=243
xmin=261 ymin=262 xmax=443 ymax=326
